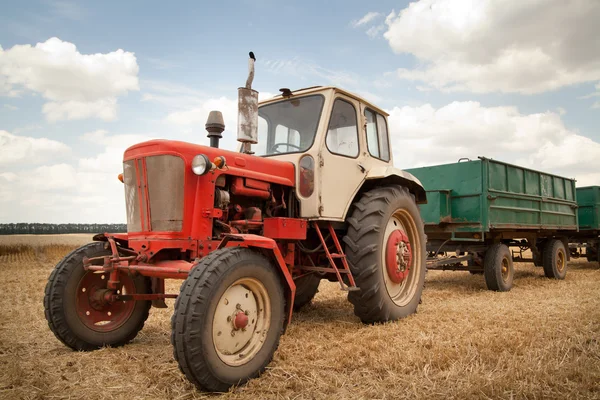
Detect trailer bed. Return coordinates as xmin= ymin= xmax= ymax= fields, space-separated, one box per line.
xmin=406 ymin=157 xmax=578 ymax=243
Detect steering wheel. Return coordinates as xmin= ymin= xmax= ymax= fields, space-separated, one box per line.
xmin=270 ymin=142 xmax=302 ymax=153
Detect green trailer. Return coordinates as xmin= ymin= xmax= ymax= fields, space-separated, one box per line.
xmin=406 ymin=157 xmax=578 ymax=291
xmin=570 ymin=186 xmax=600 ymax=262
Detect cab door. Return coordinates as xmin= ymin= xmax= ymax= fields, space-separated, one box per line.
xmin=317 ymin=95 xmax=367 ymax=219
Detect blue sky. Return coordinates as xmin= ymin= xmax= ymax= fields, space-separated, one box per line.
xmin=1 ymin=0 xmax=599 ymax=222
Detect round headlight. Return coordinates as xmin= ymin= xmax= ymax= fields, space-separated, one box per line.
xmin=192 ymin=154 xmax=211 ymax=175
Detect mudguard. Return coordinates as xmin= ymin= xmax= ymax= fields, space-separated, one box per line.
xmin=364 ymin=166 xmax=427 ymax=204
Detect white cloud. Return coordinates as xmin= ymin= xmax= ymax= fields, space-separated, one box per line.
xmin=263 ymin=58 xmax=357 ymax=87
xmin=366 ymin=25 xmax=385 ymax=39
xmin=0 ymin=37 xmax=139 ymax=121
xmin=0 ymin=172 xmax=17 ymax=182
xmin=0 ymin=130 xmax=157 ymax=223
xmin=388 ymin=101 xmax=600 ymax=185
xmin=3 ymin=104 xmax=18 ymax=111
xmin=384 ymin=0 xmax=600 ymax=94
xmin=0 ymin=130 xmax=70 ymax=165
xmin=352 ymin=12 xmax=381 ymax=27
xmin=26 ymin=164 xmax=78 ymax=190
xmin=166 ymin=97 xmax=238 ymax=126
xmin=42 ymin=98 xmax=117 ymax=122
xmin=79 ymin=130 xmax=155 ymax=172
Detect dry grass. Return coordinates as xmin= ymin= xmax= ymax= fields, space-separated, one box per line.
xmin=0 ymin=235 xmax=599 ymax=400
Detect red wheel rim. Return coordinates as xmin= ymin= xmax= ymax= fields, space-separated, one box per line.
xmin=385 ymin=229 xmax=412 ymax=283
xmin=76 ymin=271 xmax=136 ymax=332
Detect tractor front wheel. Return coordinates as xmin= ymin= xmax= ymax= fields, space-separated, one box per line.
xmin=171 ymin=248 xmax=285 ymax=392
xmin=344 ymin=185 xmax=426 ymax=324
xmin=44 ymin=242 xmax=151 ymax=351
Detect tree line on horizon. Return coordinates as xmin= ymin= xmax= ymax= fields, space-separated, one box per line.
xmin=0 ymin=223 xmax=127 ymax=235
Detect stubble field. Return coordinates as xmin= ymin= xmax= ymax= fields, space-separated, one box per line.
xmin=0 ymin=234 xmax=599 ymax=399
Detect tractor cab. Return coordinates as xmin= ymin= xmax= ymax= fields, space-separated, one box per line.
xmin=248 ymin=86 xmax=423 ymax=219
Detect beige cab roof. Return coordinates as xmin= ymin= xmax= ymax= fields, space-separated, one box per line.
xmin=258 ymin=86 xmax=389 ymax=117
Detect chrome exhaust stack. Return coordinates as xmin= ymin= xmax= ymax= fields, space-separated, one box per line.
xmin=237 ymin=52 xmax=258 ymax=154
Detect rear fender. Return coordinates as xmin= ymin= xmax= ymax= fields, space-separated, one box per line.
xmin=364 ymin=166 xmax=427 ymax=203
xmin=342 ymin=166 xmax=427 ymax=220
xmin=218 ymin=234 xmax=296 ymax=330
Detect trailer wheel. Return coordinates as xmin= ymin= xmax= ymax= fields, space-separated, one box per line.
xmin=44 ymin=242 xmax=151 ymax=351
xmin=543 ymin=239 xmax=568 ymax=279
xmin=483 ymin=243 xmax=513 ymax=291
xmin=293 ymin=274 xmax=320 ymax=311
xmin=171 ymin=248 xmax=285 ymax=392
xmin=586 ymin=245 xmax=598 ymax=262
xmin=344 ymin=185 xmax=426 ymax=324
xmin=468 ymin=253 xmax=484 ymax=274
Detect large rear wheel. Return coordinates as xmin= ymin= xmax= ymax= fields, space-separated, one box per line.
xmin=171 ymin=248 xmax=285 ymax=392
xmin=344 ymin=185 xmax=426 ymax=324
xmin=44 ymin=242 xmax=151 ymax=351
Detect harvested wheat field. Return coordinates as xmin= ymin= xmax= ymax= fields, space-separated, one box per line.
xmin=1 ymin=235 xmax=599 ymax=400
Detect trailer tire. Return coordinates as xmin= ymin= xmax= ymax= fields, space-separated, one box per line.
xmin=542 ymin=239 xmax=568 ymax=279
xmin=293 ymin=274 xmax=320 ymax=311
xmin=468 ymin=254 xmax=484 ymax=274
xmin=483 ymin=243 xmax=513 ymax=291
xmin=586 ymin=245 xmax=598 ymax=262
xmin=171 ymin=248 xmax=285 ymax=392
xmin=344 ymin=185 xmax=426 ymax=324
xmin=44 ymin=242 xmax=151 ymax=351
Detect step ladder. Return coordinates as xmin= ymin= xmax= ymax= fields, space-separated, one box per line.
xmin=311 ymin=222 xmax=359 ymax=292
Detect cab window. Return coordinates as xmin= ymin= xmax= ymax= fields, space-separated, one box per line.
xmin=326 ymin=99 xmax=359 ymax=158
xmin=365 ymin=109 xmax=390 ymax=161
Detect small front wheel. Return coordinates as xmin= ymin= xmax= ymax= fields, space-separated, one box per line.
xmin=483 ymin=243 xmax=514 ymax=291
xmin=44 ymin=242 xmax=151 ymax=351
xmin=171 ymin=248 xmax=285 ymax=392
xmin=543 ymin=239 xmax=568 ymax=279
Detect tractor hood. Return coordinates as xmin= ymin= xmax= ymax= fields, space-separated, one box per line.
xmin=124 ymin=139 xmax=296 ymax=187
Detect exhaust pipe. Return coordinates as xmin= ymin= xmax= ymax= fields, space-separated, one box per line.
xmin=238 ymin=52 xmax=259 ymax=154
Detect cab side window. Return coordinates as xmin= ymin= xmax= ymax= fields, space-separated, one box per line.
xmin=326 ymin=99 xmax=359 ymax=158
xmin=365 ymin=109 xmax=390 ymax=161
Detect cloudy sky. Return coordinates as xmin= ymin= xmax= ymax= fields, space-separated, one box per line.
xmin=1 ymin=0 xmax=599 ymax=223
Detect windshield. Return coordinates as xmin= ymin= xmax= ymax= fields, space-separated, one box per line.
xmin=252 ymin=95 xmax=324 ymax=156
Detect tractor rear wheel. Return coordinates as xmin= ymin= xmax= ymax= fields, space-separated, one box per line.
xmin=293 ymin=274 xmax=320 ymax=311
xmin=171 ymin=248 xmax=285 ymax=392
xmin=44 ymin=242 xmax=151 ymax=351
xmin=344 ymin=185 xmax=426 ymax=324
xmin=483 ymin=243 xmax=513 ymax=291
xmin=543 ymin=239 xmax=568 ymax=279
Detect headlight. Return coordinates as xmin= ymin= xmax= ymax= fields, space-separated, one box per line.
xmin=192 ymin=154 xmax=211 ymax=175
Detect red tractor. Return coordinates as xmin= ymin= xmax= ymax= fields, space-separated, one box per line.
xmin=44 ymin=53 xmax=427 ymax=391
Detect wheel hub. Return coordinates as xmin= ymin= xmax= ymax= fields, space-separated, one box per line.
xmin=76 ymin=271 xmax=136 ymax=332
xmin=233 ymin=310 xmax=249 ymax=330
xmin=386 ymin=229 xmax=412 ymax=283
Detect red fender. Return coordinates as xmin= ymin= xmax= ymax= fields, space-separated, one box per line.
xmin=218 ymin=233 xmax=296 ymax=326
